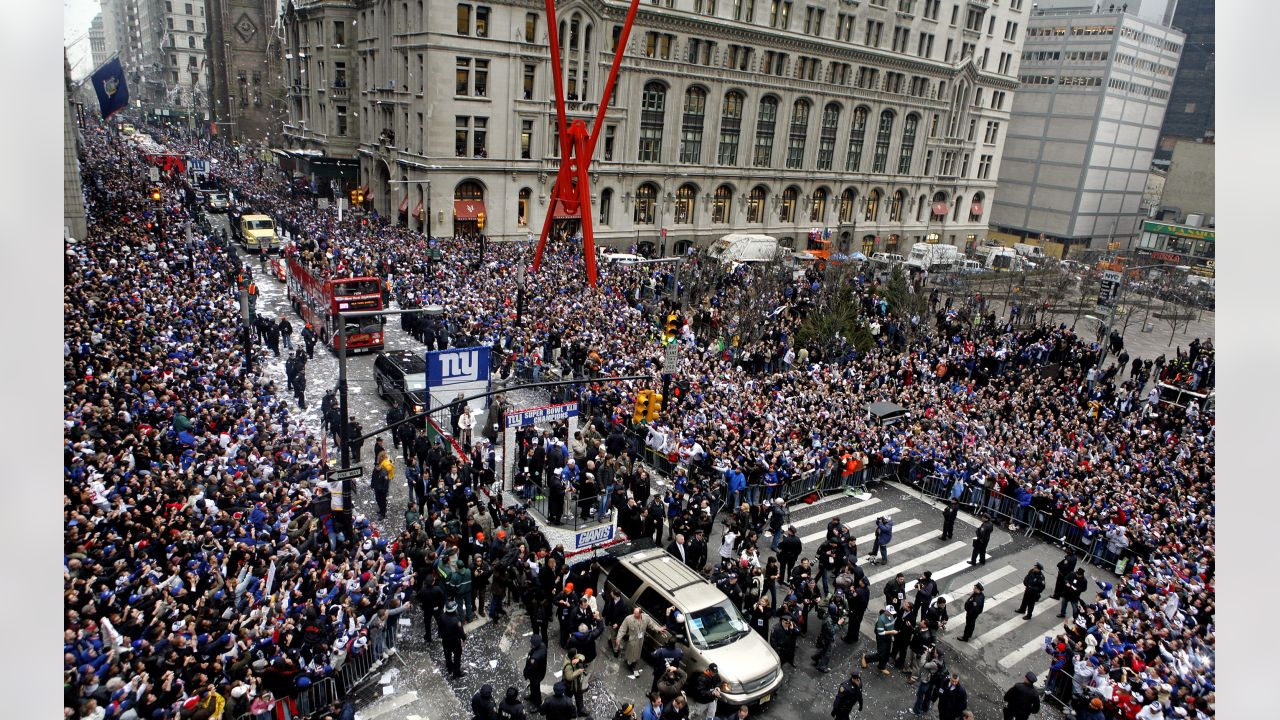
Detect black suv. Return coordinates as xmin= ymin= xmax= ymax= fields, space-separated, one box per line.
xmin=373 ymin=350 xmax=428 ymax=417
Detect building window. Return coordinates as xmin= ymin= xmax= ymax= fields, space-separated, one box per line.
xmin=474 ymin=60 xmax=489 ymax=96
xmin=713 ymin=185 xmax=732 ymax=223
xmin=337 ymin=106 xmax=348 ymax=136
xmin=753 ymin=96 xmax=778 ymax=168
xmin=871 ymin=110 xmax=895 ymax=173
xmin=864 ymin=189 xmax=881 ymax=222
xmin=475 ymin=6 xmax=490 ymax=37
xmin=675 ymin=183 xmax=697 ymax=224
xmin=780 ymin=186 xmax=798 ymax=222
xmin=523 ymin=64 xmax=535 ymax=100
xmin=718 ymin=91 xmax=744 ymax=166
xmin=634 ymin=183 xmax=657 ymax=224
xmin=816 ymin=103 xmax=840 ymax=171
xmin=839 ymin=188 xmax=855 ymax=223
xmin=525 ymin=13 xmax=538 ymax=42
xmin=457 ymin=4 xmax=471 ymax=35
xmin=977 ymin=154 xmax=992 ymax=180
xmin=969 ymin=193 xmax=984 ymax=222
xmin=518 ymin=188 xmax=532 ymax=226
xmin=600 ymin=188 xmax=613 ymax=225
xmin=983 ymin=120 xmax=1000 ymax=145
xmin=785 ymin=100 xmax=810 ymax=169
xmin=769 ymin=0 xmax=793 ymax=29
xmin=456 ymin=58 xmax=470 ymax=95
xmin=747 ymin=185 xmax=767 ymax=223
xmin=644 ymin=32 xmax=673 ymax=59
xmin=864 ymin=20 xmax=883 ymax=47
xmin=930 ymin=192 xmax=947 ymax=220
xmin=889 ymin=190 xmax=905 ymax=222
xmin=733 ymin=0 xmax=756 ymax=22
xmin=520 ymin=119 xmax=533 ymax=159
xmin=335 ymin=20 xmax=346 ymax=45
xmin=809 ymin=187 xmax=828 ymax=223
xmin=680 ymin=88 xmax=707 ymax=164
xmin=604 ymin=125 xmax=616 ymax=161
xmin=897 ymin=114 xmax=918 ymax=174
xmin=846 ymin=107 xmax=867 ymax=172
xmin=638 ymin=82 xmax=666 ymax=162
xmin=455 ymin=116 xmax=470 ymax=156
xmin=472 ymin=118 xmax=487 ymax=157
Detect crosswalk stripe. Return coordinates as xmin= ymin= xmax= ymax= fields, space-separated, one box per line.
xmin=998 ymin=632 xmax=1056 ymax=669
xmin=970 ymin=594 xmax=1060 ymax=649
xmin=860 ymin=528 xmax=940 ymax=570
xmin=943 ymin=564 xmax=1016 ymax=597
xmin=788 ymin=497 xmax=882 ymax=530
xmin=892 ymin=483 xmax=983 ymax=528
xmin=867 ymin=541 xmax=969 ymax=585
xmin=799 ymin=507 xmax=901 ymax=545
xmin=851 ymin=519 xmax=921 ymax=550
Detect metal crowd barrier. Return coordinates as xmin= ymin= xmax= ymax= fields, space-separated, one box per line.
xmin=910 ymin=473 xmax=1117 ymax=572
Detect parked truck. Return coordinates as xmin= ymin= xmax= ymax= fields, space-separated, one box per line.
xmin=707 ymin=233 xmax=781 ymax=266
xmin=904 ymin=242 xmax=960 ymax=273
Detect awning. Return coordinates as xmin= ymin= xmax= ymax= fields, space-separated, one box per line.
xmin=971 ymin=202 xmax=984 ymax=216
xmin=412 ymin=201 xmax=424 ymax=219
xmin=453 ymin=199 xmax=486 ymax=220
xmin=399 ymin=196 xmax=409 ymax=214
xmin=551 ymin=198 xmax=582 ymax=219
xmin=931 ymin=201 xmax=949 ymax=216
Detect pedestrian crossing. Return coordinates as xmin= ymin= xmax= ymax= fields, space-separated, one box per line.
xmin=769 ymin=483 xmax=1116 ymax=682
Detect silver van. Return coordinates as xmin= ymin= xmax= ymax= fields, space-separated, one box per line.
xmin=603 ymin=549 xmax=783 ymax=707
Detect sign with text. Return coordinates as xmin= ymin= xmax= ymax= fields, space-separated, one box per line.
xmin=574 ymin=523 xmax=616 ymax=550
xmin=504 ymin=402 xmax=580 ymax=429
xmin=1097 ymin=270 xmax=1122 ymax=308
xmin=427 ymin=346 xmax=491 ymax=387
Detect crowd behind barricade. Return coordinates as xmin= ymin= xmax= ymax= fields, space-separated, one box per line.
xmin=69 ymin=122 xmax=1213 ymax=720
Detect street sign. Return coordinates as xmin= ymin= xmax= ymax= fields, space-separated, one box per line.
xmin=149 ymin=166 xmax=160 ymax=182
xmin=1097 ymin=270 xmax=1122 ymax=308
xmin=328 ymin=466 xmax=365 ymax=481
xmin=663 ymin=343 xmax=679 ymax=374
xmin=574 ymin=523 xmax=616 ymax=550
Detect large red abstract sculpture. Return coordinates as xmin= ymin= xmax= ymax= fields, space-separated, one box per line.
xmin=531 ymin=0 xmax=643 ymax=287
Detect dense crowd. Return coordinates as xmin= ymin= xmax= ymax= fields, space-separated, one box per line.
xmin=65 ymin=120 xmax=1214 ymax=720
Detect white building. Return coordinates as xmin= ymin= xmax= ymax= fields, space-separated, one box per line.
xmin=989 ymin=1 xmax=1183 ymax=254
xmin=284 ymin=0 xmax=1029 ymax=256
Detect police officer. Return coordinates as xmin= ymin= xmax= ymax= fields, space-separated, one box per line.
xmin=300 ymin=323 xmax=318 ymax=358
xmin=970 ymin=514 xmax=994 ymax=565
xmin=958 ymin=583 xmax=985 ymax=642
xmin=831 ymin=672 xmax=865 ymax=720
xmin=941 ymin=498 xmax=960 ymax=540
xmin=1015 ymin=563 xmax=1047 ymax=620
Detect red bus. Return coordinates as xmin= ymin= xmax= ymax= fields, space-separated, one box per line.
xmin=285 ymin=250 xmax=385 ymax=352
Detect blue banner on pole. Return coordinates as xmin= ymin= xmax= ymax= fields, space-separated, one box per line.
xmin=91 ymin=57 xmax=130 ymax=119
xmin=426 ymin=346 xmax=492 ymax=387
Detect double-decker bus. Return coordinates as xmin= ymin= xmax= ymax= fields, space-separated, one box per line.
xmin=285 ymin=250 xmax=385 ymax=352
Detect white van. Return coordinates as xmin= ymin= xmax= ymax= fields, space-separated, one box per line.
xmin=1013 ymin=243 xmax=1047 ymax=260
xmin=905 ymin=243 xmax=960 ymax=273
xmin=957 ymin=259 xmax=983 ymax=274
xmin=708 ymin=234 xmax=779 ymax=266
xmin=984 ymin=247 xmax=1025 ymax=272
xmin=870 ymin=252 xmax=906 ymax=267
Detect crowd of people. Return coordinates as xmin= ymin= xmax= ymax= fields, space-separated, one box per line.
xmin=65 ymin=118 xmax=1214 ymax=720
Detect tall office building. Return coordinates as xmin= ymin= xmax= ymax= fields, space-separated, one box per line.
xmin=89 ymin=13 xmax=114 ymax=69
xmin=282 ymin=0 xmax=1029 ymax=253
xmin=1156 ymin=0 xmax=1212 ymax=160
xmin=990 ymin=2 xmax=1182 ymax=255
xmin=206 ymin=0 xmax=287 ymax=142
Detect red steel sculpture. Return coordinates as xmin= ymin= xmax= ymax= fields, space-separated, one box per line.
xmin=531 ymin=0 xmax=644 ymax=287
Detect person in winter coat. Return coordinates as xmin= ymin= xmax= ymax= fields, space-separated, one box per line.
xmin=830 ymin=672 xmax=864 ymax=720
xmin=618 ymin=607 xmax=657 ymax=676
xmin=300 ymin=323 xmax=317 ymax=358
xmin=844 ymin=576 xmax=870 ymax=644
xmin=440 ymin=601 xmax=466 ymax=677
xmin=685 ymin=663 xmax=723 ymax=720
xmin=912 ymin=653 xmax=945 ymax=716
xmin=1014 ymin=563 xmax=1047 ymax=620
xmin=562 ymin=651 xmax=588 ymax=716
xmin=1002 ymin=673 xmax=1041 ymax=720
xmin=936 ymin=674 xmax=969 ymax=720
xmin=660 ymin=694 xmax=691 ymax=720
xmin=770 ymin=614 xmax=800 ymax=667
xmin=523 ymin=635 xmax=548 ymax=706
xmin=471 ymin=684 xmax=497 ymax=720
xmin=958 ymin=584 xmax=985 ymax=642
xmin=655 ymin=664 xmax=688 ymax=706
xmin=1057 ymin=568 xmax=1088 ymax=619
xmin=538 ymin=681 xmax=577 ymax=720
xmin=970 ymin=515 xmax=994 ymax=565
xmin=496 ymin=686 xmax=525 ymax=720
xmin=941 ymin=498 xmax=960 ymax=541
xmin=640 ymin=694 xmax=665 ymax=720
xmin=1050 ymin=550 xmax=1077 ymax=600
xmin=860 ymin=606 xmax=898 ymax=674
xmin=812 ymin=603 xmax=843 ymax=673
xmin=868 ymin=516 xmax=894 ymax=565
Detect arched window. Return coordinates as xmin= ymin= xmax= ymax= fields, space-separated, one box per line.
xmin=889 ymin=190 xmax=906 ymax=222
xmin=929 ymin=191 xmax=948 ymax=221
xmin=917 ymin=194 xmax=929 ymax=222
xmin=638 ymin=82 xmax=666 ymax=162
xmin=752 ymin=96 xmax=778 ymax=168
xmin=785 ymin=99 xmax=811 ymax=169
xmin=634 ymin=183 xmax=657 ymax=224
xmin=839 ymin=188 xmax=856 ymax=223
xmin=810 ymin=187 xmax=828 ymax=223
xmin=188 ymin=36 xmax=196 ymax=48
xmin=518 ymin=187 xmax=532 ymax=226
xmin=600 ymin=188 xmax=613 ymax=225
xmin=969 ymin=192 xmax=985 ymax=222
xmin=718 ymin=91 xmax=745 ymax=165
xmin=871 ymin=110 xmax=895 ymax=173
xmin=675 ymin=183 xmax=697 ymax=224
xmin=864 ymin=189 xmax=881 ymax=222
xmin=817 ymin=103 xmax=841 ymax=170
xmin=455 ymin=180 xmax=484 ymax=200
xmin=680 ymin=87 xmax=707 ymax=164
xmin=897 ymin=115 xmax=919 ymax=175
xmin=780 ymin=186 xmax=799 ymax=223
xmin=862 ymin=235 xmax=876 ymax=255
xmin=846 ymin=107 xmax=868 ymax=172
xmin=952 ymin=193 xmax=964 ymax=222
xmin=747 ymin=185 xmax=767 ymax=223
xmin=712 ymin=184 xmax=733 ymax=223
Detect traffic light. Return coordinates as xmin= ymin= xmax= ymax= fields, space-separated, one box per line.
xmin=476 ymin=211 xmax=486 ymax=231
xmin=663 ymin=313 xmax=679 ymax=344
xmin=350 ymin=187 xmax=366 ymax=206
xmin=645 ymin=392 xmax=663 ymax=422
xmin=633 ymin=389 xmax=652 ymax=424
xmin=150 ymin=188 xmax=162 ymax=202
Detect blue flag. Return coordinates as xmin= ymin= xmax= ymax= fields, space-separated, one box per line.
xmin=91 ymin=57 xmax=130 ymax=119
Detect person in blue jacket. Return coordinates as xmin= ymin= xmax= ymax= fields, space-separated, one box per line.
xmin=868 ymin=515 xmax=894 ymax=565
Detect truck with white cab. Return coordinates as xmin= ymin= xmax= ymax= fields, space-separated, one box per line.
xmin=708 ymin=233 xmax=781 ymax=266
